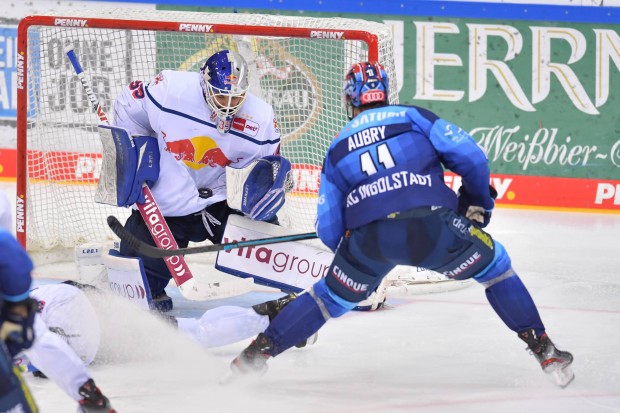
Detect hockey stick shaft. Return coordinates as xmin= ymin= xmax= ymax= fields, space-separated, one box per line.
xmin=107 ymin=215 xmax=318 ymax=258
xmin=65 ymin=46 xmax=109 ymax=124
xmin=65 ymin=45 xmax=197 ymax=290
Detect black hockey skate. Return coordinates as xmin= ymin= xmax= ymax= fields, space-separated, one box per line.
xmin=518 ymin=329 xmax=574 ymax=388
xmin=252 ymin=293 xmax=298 ymax=321
xmin=252 ymin=293 xmax=317 ymax=348
xmin=77 ymin=379 xmax=116 ymax=413
xmin=220 ymin=333 xmax=273 ymax=385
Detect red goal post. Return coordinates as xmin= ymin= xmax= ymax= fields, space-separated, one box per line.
xmin=16 ymin=9 xmax=397 ymax=262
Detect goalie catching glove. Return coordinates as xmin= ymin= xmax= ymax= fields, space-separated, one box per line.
xmin=457 ymin=184 xmax=498 ymax=228
xmin=241 ymin=155 xmax=293 ymax=221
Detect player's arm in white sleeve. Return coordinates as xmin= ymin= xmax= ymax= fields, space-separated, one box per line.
xmin=23 ymin=315 xmax=91 ymax=402
xmin=260 ymin=108 xmax=283 ymax=158
xmin=112 ymin=77 xmax=160 ymax=136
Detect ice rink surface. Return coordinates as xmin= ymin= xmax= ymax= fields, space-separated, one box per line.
xmin=2 ymin=182 xmax=619 ymax=413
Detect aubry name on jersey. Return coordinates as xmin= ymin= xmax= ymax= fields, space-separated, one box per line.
xmin=347 ymin=126 xmax=387 ymax=151
xmin=347 ymin=171 xmax=432 ymax=206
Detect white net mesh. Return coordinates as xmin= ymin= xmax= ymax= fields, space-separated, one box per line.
xmin=19 ymin=9 xmax=397 ymax=258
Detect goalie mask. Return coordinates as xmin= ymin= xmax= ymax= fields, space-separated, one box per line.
xmin=342 ymin=61 xmax=389 ymax=120
xmin=200 ymin=50 xmax=250 ymax=134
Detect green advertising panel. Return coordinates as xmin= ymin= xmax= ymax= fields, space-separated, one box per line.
xmin=154 ymin=26 xmax=355 ymax=165
xmin=395 ymin=17 xmax=620 ymax=181
xmin=159 ymin=5 xmax=620 ymax=181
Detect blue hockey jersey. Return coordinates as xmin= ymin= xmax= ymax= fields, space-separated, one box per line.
xmin=0 ymin=229 xmax=33 ymax=304
xmin=316 ymin=105 xmax=493 ymax=251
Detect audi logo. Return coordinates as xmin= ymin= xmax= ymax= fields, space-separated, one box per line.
xmin=361 ymin=91 xmax=385 ymax=103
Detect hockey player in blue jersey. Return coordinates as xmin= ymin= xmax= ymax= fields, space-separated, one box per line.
xmin=0 ymin=228 xmax=117 ymax=413
xmin=227 ymin=61 xmax=574 ymax=387
xmin=0 ymin=228 xmax=38 ymax=412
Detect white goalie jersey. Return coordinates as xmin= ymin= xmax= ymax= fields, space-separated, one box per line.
xmin=13 ymin=283 xmax=100 ymax=401
xmin=112 ymin=70 xmax=282 ymax=217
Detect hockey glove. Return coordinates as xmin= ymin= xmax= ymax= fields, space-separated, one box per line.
xmin=241 ymin=155 xmax=293 ymax=222
xmin=457 ymin=185 xmax=498 ymax=228
xmin=0 ymin=298 xmax=38 ymax=357
xmin=96 ymin=125 xmax=160 ymax=207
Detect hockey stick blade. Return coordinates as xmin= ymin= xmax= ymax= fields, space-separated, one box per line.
xmin=107 ymin=216 xmax=318 ymax=258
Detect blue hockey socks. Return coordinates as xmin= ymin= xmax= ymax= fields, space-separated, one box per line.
xmin=484 ymin=273 xmax=545 ymax=336
xmin=263 ymin=292 xmax=327 ymax=356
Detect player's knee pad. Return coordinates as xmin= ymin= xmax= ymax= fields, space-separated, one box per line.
xmin=312 ymin=280 xmax=357 ymax=318
xmin=473 ymin=240 xmax=513 ymax=284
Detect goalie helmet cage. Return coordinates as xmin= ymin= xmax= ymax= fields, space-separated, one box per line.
xmin=16 ymin=9 xmax=397 ymax=262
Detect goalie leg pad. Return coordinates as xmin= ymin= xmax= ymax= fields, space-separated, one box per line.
xmin=215 ymin=214 xmax=333 ymax=293
xmin=97 ymin=125 xmax=160 ymax=207
xmin=75 ymin=243 xmax=110 ymax=290
xmin=119 ymin=210 xmax=176 ymax=298
xmin=102 ymin=250 xmax=159 ymax=311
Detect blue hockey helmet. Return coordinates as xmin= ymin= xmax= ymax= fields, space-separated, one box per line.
xmin=200 ymin=50 xmax=250 ymax=132
xmin=342 ymin=61 xmax=389 ymax=119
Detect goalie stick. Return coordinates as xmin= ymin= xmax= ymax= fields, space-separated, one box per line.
xmin=107 ymin=215 xmax=318 ymax=257
xmin=65 ymin=45 xmax=236 ymax=301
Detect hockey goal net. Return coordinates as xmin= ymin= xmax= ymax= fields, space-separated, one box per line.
xmin=16 ymin=9 xmax=397 ymax=261
xmin=16 ymin=9 xmax=471 ymax=294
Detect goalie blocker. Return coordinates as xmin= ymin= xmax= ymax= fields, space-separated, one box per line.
xmin=96 ymin=125 xmax=160 ymax=208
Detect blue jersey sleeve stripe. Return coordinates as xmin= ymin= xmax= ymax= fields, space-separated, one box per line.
xmin=145 ymin=86 xmax=280 ymax=146
xmin=2 ymin=291 xmax=30 ymax=303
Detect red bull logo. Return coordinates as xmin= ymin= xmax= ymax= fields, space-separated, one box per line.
xmin=225 ymin=74 xmax=238 ymax=85
xmin=163 ymin=134 xmax=241 ymax=169
xmin=200 ymin=147 xmax=234 ymax=167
